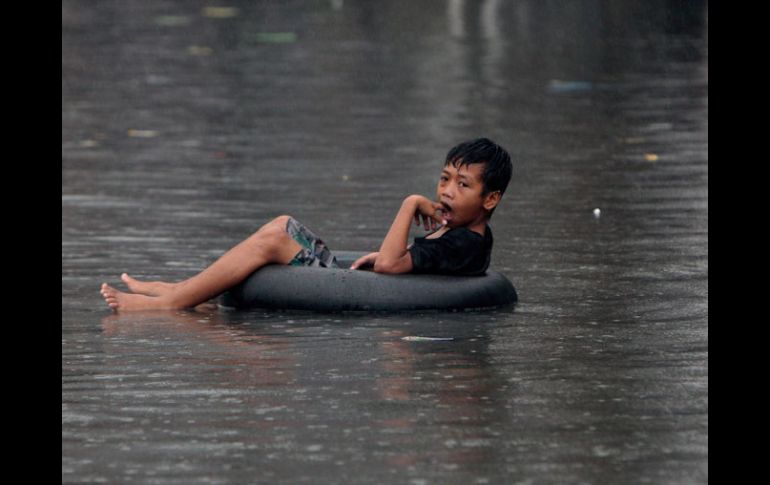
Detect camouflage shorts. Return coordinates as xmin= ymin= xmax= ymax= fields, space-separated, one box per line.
xmin=285 ymin=217 xmax=339 ymax=268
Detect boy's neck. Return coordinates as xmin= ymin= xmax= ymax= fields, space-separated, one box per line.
xmin=467 ymin=219 xmax=488 ymax=236
xmin=464 ymin=210 xmax=490 ymax=236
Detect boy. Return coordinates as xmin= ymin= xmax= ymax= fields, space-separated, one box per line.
xmin=101 ymin=138 xmax=512 ymax=311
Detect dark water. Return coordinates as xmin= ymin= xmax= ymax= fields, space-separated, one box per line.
xmin=62 ymin=1 xmax=708 ymax=483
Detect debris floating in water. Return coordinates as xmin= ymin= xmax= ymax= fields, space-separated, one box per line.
xmin=202 ymin=7 xmax=239 ymax=19
xmin=154 ymin=15 xmax=192 ymax=27
xmin=547 ymin=79 xmax=594 ymax=93
xmin=644 ymin=153 xmax=659 ymax=162
xmin=401 ymin=336 xmax=454 ymax=342
xmin=127 ymin=129 xmax=159 ymax=138
xmin=187 ymin=45 xmax=213 ymax=56
xmin=593 ymin=208 xmax=601 ymax=218
xmin=547 ymin=79 xmax=616 ymax=94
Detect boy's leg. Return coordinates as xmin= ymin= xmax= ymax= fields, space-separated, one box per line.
xmin=102 ymin=215 xmax=303 ymax=311
xmin=119 ymin=275 xmax=176 ymax=297
xmin=121 ymin=216 xmax=300 ymax=296
xmin=162 ymin=215 xmax=304 ymax=306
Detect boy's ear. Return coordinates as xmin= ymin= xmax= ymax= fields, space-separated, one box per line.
xmin=483 ymin=191 xmax=502 ymax=212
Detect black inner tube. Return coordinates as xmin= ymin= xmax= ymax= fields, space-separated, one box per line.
xmin=220 ymin=251 xmax=518 ymax=312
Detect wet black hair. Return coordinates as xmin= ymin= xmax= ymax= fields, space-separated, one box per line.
xmin=445 ymin=137 xmax=513 ymax=216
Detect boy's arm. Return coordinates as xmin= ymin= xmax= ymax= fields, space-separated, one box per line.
xmin=374 ymin=195 xmax=445 ymax=274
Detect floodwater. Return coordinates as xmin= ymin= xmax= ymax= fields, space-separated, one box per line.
xmin=62 ymin=1 xmax=708 ymax=483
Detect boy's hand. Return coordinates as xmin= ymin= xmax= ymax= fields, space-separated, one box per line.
xmin=350 ymin=252 xmax=379 ymax=270
xmin=407 ymin=195 xmax=446 ymax=231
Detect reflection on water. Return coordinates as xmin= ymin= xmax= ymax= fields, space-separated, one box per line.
xmin=82 ymin=310 xmax=511 ymax=482
xmin=63 ymin=0 xmax=707 ymax=483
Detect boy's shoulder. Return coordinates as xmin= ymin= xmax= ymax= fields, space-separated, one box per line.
xmin=444 ymin=223 xmax=492 ymax=242
xmin=418 ymin=224 xmax=493 ymax=249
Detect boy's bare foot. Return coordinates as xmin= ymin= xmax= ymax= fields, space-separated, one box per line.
xmin=120 ymin=273 xmax=177 ymax=297
xmin=101 ymin=283 xmax=179 ymax=312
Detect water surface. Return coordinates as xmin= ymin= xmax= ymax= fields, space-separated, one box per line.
xmin=63 ymin=1 xmax=708 ymax=483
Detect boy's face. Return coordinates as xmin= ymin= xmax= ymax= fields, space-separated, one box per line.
xmin=436 ymin=162 xmax=500 ymax=228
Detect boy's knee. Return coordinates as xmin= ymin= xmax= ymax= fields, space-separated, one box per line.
xmin=254 ymin=215 xmax=291 ymax=236
xmin=260 ymin=215 xmax=292 ymax=231
xmin=257 ymin=216 xmax=302 ymax=262
xmin=251 ymin=215 xmax=293 ymax=248
xmin=247 ymin=215 xmax=307 ymax=263
xmin=272 ymin=215 xmax=293 ymax=228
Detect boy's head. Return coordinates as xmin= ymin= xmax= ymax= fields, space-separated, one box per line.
xmin=437 ymin=138 xmax=512 ymax=225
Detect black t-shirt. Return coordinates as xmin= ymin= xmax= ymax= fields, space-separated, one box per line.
xmin=408 ymin=225 xmax=493 ymax=276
